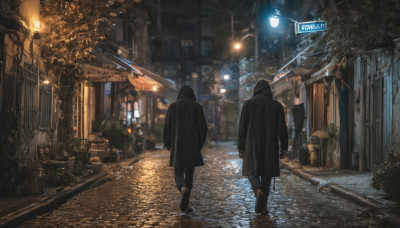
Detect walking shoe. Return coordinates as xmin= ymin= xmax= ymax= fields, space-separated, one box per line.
xmin=181 ymin=207 xmax=193 ymax=213
xmin=180 ymin=186 xmax=190 ymax=211
xmin=255 ymin=189 xmax=266 ymax=213
xmin=262 ymin=205 xmax=269 ymax=214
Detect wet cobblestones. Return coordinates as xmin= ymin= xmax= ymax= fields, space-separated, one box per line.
xmin=20 ymin=144 xmax=386 ymax=227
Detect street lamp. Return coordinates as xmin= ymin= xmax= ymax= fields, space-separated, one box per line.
xmin=269 ymin=9 xmax=299 ymax=28
xmin=219 ymin=88 xmax=227 ymax=94
xmin=234 ymin=43 xmax=241 ymax=50
xmin=33 ymin=21 xmax=41 ymax=39
xmin=269 ymin=15 xmax=280 ymax=28
xmin=223 ymin=74 xmax=230 ymax=80
xmin=233 ymin=33 xmax=255 ymax=50
xmin=269 ymin=9 xmax=326 ymax=35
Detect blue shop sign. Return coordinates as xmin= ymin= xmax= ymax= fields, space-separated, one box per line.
xmin=295 ymin=21 xmax=326 ymax=34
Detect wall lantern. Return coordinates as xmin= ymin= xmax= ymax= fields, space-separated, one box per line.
xmin=33 ymin=21 xmax=41 ymax=39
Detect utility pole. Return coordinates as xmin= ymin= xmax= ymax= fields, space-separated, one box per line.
xmin=156 ymin=0 xmax=161 ymax=35
xmin=231 ymin=13 xmax=234 ymax=42
xmin=231 ymin=12 xmax=234 ymax=61
xmin=254 ymin=0 xmax=260 ymax=72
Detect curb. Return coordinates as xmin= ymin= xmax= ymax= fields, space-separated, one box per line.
xmin=281 ymin=161 xmax=400 ymax=227
xmin=0 ymin=173 xmax=110 ymax=228
xmin=281 ymin=162 xmax=320 ymax=186
xmin=323 ymin=183 xmax=385 ymax=209
xmin=128 ymin=157 xmax=141 ymax=166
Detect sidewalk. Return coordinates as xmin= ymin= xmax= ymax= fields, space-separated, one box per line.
xmin=281 ymin=158 xmax=400 ymax=227
xmin=0 ymin=155 xmax=141 ymax=228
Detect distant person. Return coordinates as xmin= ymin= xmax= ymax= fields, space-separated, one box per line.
xmin=237 ymin=80 xmax=288 ymax=213
xmin=163 ymin=85 xmax=208 ymax=212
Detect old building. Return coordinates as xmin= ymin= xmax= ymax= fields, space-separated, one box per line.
xmin=1 ymin=0 xmax=58 ymax=194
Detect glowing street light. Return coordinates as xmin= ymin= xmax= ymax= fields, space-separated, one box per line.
xmin=269 ymin=9 xmax=298 ymax=28
xmin=33 ymin=21 xmax=41 ymax=39
xmin=219 ymin=88 xmax=226 ymax=94
xmin=152 ymin=85 xmax=158 ymax=91
xmin=223 ymin=74 xmax=230 ymax=80
xmin=234 ymin=43 xmax=241 ymax=49
xmin=33 ymin=21 xmax=41 ymax=31
xmin=269 ymin=15 xmax=279 ymax=28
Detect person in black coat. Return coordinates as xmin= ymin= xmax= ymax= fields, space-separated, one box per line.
xmin=238 ymin=80 xmax=288 ymax=213
xmin=163 ymin=85 xmax=207 ymax=212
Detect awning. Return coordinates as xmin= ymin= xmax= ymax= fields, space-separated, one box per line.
xmin=272 ymin=75 xmax=302 ymax=96
xmin=82 ymin=64 xmax=159 ymax=92
xmin=305 ymin=62 xmax=336 ymax=85
xmin=132 ymin=74 xmax=161 ymax=91
xmin=82 ymin=63 xmax=131 ymax=82
xmin=271 ymin=70 xmax=292 ymax=86
xmin=107 ymin=54 xmax=176 ymax=91
xmin=131 ymin=63 xmax=176 ymax=91
xmin=271 ymin=68 xmax=314 ymax=96
xmin=83 ymin=49 xmax=177 ymax=92
xmin=90 ymin=44 xmax=177 ymax=91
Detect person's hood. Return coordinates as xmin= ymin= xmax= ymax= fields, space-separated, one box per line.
xmin=253 ymin=79 xmax=273 ymax=98
xmin=177 ymin=84 xmax=196 ymax=101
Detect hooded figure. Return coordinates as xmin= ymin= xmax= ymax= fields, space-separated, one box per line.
xmin=163 ymin=84 xmax=207 ymax=212
xmin=237 ymin=79 xmax=288 ymax=213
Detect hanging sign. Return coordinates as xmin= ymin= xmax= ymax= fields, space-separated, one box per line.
xmin=295 ymin=21 xmax=326 ymax=34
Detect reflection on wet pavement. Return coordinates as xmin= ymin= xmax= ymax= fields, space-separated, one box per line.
xmin=20 ymin=144 xmax=386 ymax=227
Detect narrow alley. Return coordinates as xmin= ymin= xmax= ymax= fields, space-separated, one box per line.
xmin=19 ymin=143 xmax=385 ymax=227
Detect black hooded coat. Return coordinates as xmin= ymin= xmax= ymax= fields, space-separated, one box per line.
xmin=238 ymin=80 xmax=288 ymax=177
xmin=163 ymin=85 xmax=208 ymax=168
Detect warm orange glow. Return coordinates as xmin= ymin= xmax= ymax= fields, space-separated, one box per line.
xmin=234 ymin=43 xmax=241 ymax=49
xmin=153 ymin=85 xmax=158 ymax=91
xmin=43 ymin=80 xmax=50 ymax=85
xmin=34 ymin=21 xmax=40 ymax=31
xmin=128 ymin=128 xmax=132 ymax=134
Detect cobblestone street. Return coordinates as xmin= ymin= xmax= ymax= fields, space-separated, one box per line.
xmin=20 ymin=143 xmax=386 ymax=227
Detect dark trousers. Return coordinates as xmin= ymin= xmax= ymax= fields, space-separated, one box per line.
xmin=174 ymin=167 xmax=195 ymax=191
xmin=247 ymin=175 xmax=272 ymax=198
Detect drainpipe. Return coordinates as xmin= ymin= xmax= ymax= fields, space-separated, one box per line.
xmin=333 ymin=79 xmax=336 ymax=124
xmin=359 ymin=61 xmax=366 ymax=171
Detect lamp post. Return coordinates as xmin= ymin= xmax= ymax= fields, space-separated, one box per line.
xmin=269 ymin=9 xmax=299 ymax=28
xmin=269 ymin=9 xmax=326 ymax=34
xmin=233 ymin=33 xmax=258 ymax=71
